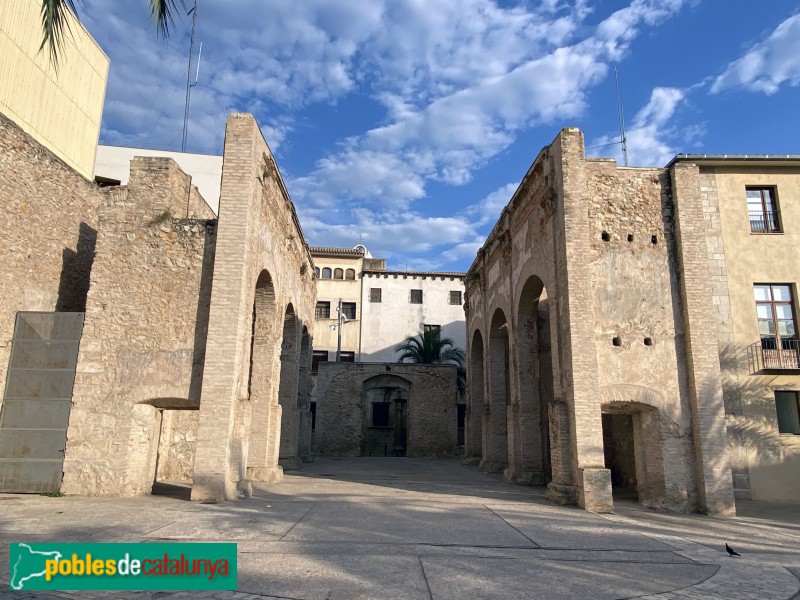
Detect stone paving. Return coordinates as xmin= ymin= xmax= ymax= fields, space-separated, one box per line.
xmin=1 ymin=458 xmax=799 ymax=599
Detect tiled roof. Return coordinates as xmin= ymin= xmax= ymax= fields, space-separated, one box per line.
xmin=309 ymin=246 xmax=365 ymax=257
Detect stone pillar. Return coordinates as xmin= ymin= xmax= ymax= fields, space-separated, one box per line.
xmin=547 ymin=129 xmax=612 ymax=512
xmin=670 ymin=163 xmax=736 ymax=516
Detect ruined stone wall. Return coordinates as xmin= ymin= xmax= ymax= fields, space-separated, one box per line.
xmin=61 ymin=159 xmax=216 ymax=496
xmin=0 ymin=112 xmax=103 ymax=417
xmin=156 ymin=410 xmax=199 ymax=482
xmin=315 ymin=363 xmax=458 ymax=457
xmin=192 ymin=114 xmax=316 ymax=502
xmin=128 ymin=157 xmax=215 ymax=220
xmin=585 ymin=161 xmax=699 ymax=510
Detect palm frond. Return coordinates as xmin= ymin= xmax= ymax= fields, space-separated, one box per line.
xmin=150 ymin=0 xmax=187 ymax=39
xmin=39 ymin=0 xmax=79 ymax=66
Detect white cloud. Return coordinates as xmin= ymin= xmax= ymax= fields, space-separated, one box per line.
xmin=711 ymin=13 xmax=800 ymax=95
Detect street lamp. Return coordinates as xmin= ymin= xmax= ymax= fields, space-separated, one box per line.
xmin=328 ymin=298 xmax=350 ymax=361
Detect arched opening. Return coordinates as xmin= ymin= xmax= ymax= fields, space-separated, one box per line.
xmin=314 ymin=267 xmax=320 ymax=278
xmin=465 ymin=329 xmax=484 ymax=462
xmin=321 ymin=267 xmax=332 ymax=279
xmin=362 ymin=374 xmax=411 ymax=457
xmin=297 ymin=327 xmax=313 ymax=462
xmin=601 ymin=401 xmax=665 ymax=503
xmin=345 ymin=268 xmax=356 ymax=280
xmin=481 ymin=309 xmax=509 ymax=473
xmin=278 ymin=304 xmax=301 ymax=470
xmin=510 ymin=276 xmax=553 ymax=485
xmin=333 ymin=268 xmax=344 ymax=279
xmin=245 ymin=270 xmax=279 ymax=480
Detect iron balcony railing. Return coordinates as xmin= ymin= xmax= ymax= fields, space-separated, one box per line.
xmin=749 ymin=210 xmax=781 ymax=233
xmin=748 ymin=338 xmax=800 ymax=371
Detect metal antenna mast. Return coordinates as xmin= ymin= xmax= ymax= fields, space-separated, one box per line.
xmin=181 ymin=0 xmax=199 ymax=152
xmin=614 ymin=66 xmax=628 ymax=167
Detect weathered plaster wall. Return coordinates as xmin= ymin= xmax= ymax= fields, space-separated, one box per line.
xmin=0 ymin=112 xmax=103 ymax=419
xmin=61 ymin=159 xmax=215 ymax=496
xmin=311 ymin=253 xmax=363 ymax=357
xmin=315 ymin=363 xmax=458 ymax=457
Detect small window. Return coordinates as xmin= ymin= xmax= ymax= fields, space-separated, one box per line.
xmin=333 ymin=268 xmax=344 ymax=279
xmin=341 ymin=302 xmax=357 ymax=320
xmin=310 ymin=401 xmax=317 ymax=431
xmin=345 ymin=268 xmax=356 ymax=280
xmin=423 ymin=324 xmax=441 ymax=335
xmin=314 ymin=267 xmax=320 ymax=277
xmin=775 ymin=391 xmax=800 ymax=434
xmin=372 ymin=402 xmax=390 ymax=427
xmin=340 ymin=351 xmax=355 ymax=363
xmin=449 ymin=291 xmax=462 ymax=305
xmin=370 ymin=288 xmax=382 ymax=303
xmin=747 ymin=187 xmax=781 ymax=233
xmin=321 ymin=267 xmax=332 ymax=279
xmin=312 ymin=350 xmax=328 ymax=373
xmin=315 ymin=301 xmax=331 ymax=319
xmin=410 ymin=289 xmax=423 ymax=304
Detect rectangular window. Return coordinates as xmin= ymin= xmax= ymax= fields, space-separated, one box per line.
xmin=423 ymin=324 xmax=441 ymax=335
xmin=341 ymin=302 xmax=357 ymax=320
xmin=339 ymin=351 xmax=355 ymax=363
xmin=747 ymin=187 xmax=781 ymax=233
xmin=315 ymin=301 xmax=330 ymax=319
xmin=312 ymin=350 xmax=328 ymax=374
xmin=755 ymin=284 xmax=799 ymax=368
xmin=449 ymin=290 xmax=463 ymax=305
xmin=410 ymin=289 xmax=423 ymax=304
xmin=370 ymin=288 xmax=382 ymax=303
xmin=372 ymin=402 xmax=391 ymax=427
xmin=775 ymin=391 xmax=800 ymax=434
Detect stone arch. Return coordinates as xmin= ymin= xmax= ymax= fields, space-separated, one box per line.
xmin=245 ymin=270 xmax=280 ymax=482
xmin=507 ymin=275 xmax=552 ymax=485
xmin=465 ymin=329 xmax=484 ymax=462
xmin=297 ymin=326 xmax=313 ymax=462
xmin=481 ymin=308 xmax=509 ymax=473
xmin=277 ymin=303 xmax=301 ymax=469
xmin=362 ymin=374 xmax=411 ymax=457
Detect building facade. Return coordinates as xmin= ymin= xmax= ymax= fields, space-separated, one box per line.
xmin=0 ymin=0 xmax=108 ymax=178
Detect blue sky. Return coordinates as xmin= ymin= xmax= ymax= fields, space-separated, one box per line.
xmin=76 ymin=1 xmax=800 ymax=272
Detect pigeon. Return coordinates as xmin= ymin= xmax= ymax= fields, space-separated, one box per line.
xmin=725 ymin=543 xmax=741 ymax=557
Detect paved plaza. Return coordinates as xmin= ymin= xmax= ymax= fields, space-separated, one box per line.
xmin=1 ymin=458 xmax=799 ymax=599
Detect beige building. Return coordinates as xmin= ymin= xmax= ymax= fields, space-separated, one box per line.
xmin=0 ymin=0 xmax=108 ymax=179
xmin=670 ymin=155 xmax=800 ymax=503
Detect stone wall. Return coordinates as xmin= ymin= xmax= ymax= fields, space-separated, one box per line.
xmin=0 ymin=112 xmax=103 ymax=419
xmin=61 ymin=158 xmax=216 ymax=496
xmin=156 ymin=410 xmax=199 ymax=482
xmin=314 ymin=363 xmax=458 ymax=457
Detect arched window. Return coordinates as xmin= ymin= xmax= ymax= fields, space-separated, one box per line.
xmin=314 ymin=267 xmax=320 ymax=278
xmin=345 ymin=268 xmax=356 ymax=280
xmin=334 ymin=268 xmax=344 ymax=279
xmin=321 ymin=267 xmax=332 ymax=279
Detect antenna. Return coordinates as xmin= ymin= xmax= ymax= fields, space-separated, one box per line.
xmin=181 ymin=1 xmax=198 ymax=153
xmin=614 ymin=66 xmax=628 ymax=167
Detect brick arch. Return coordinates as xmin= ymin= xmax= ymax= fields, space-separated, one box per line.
xmin=480 ymin=308 xmax=509 ymax=473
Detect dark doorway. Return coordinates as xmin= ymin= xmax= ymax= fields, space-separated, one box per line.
xmin=602 ymin=413 xmax=638 ymax=500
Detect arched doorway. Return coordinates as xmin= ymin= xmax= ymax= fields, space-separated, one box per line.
xmin=464 ymin=329 xmax=484 ymax=463
xmin=278 ymin=304 xmax=301 ymax=469
xmin=481 ymin=309 xmax=509 ymax=473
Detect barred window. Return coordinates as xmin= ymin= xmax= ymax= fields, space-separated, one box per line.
xmin=449 ymin=290 xmax=462 ymax=305
xmin=370 ymin=288 xmax=382 ymax=303
xmin=410 ymin=289 xmax=423 ymax=304
xmin=342 ymin=302 xmax=357 ymax=320
xmin=315 ymin=301 xmax=330 ymax=319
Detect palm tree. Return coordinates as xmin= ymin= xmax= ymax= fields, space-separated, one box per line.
xmin=40 ymin=0 xmax=185 ymax=65
xmin=395 ymin=329 xmax=466 ymax=396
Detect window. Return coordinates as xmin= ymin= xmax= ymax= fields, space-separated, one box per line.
xmin=449 ymin=290 xmax=463 ymax=305
xmin=755 ymin=284 xmax=799 ymax=368
xmin=341 ymin=302 xmax=357 ymax=320
xmin=345 ymin=268 xmax=356 ymax=280
xmin=370 ymin=288 xmax=382 ymax=303
xmin=423 ymin=324 xmax=441 ymax=335
xmin=321 ymin=267 xmax=332 ymax=279
xmin=410 ymin=289 xmax=423 ymax=304
xmin=315 ymin=301 xmax=331 ymax=319
xmin=747 ymin=187 xmax=781 ymax=233
xmin=310 ymin=401 xmax=317 ymax=431
xmin=312 ymin=350 xmax=328 ymax=373
xmin=775 ymin=391 xmax=800 ymax=434
xmin=334 ymin=268 xmax=344 ymax=280
xmin=339 ymin=351 xmax=355 ymax=363
xmin=314 ymin=267 xmax=320 ymax=278
xmin=372 ymin=402 xmax=390 ymax=427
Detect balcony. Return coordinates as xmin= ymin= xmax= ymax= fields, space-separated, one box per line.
xmin=748 ymin=338 xmax=800 ymax=371
xmin=749 ymin=210 xmax=781 ymax=233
